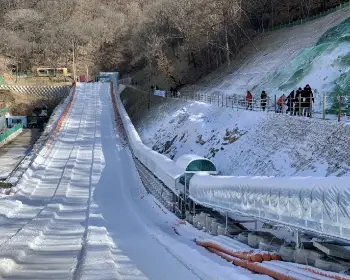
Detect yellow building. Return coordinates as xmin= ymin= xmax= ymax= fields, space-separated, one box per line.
xmin=36 ymin=67 xmax=69 ymax=77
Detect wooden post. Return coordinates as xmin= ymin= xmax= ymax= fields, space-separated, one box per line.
xmin=322 ymin=94 xmax=326 ymax=120
xmin=338 ymin=95 xmax=342 ymax=122
xmin=148 ymin=60 xmax=151 ymax=110
xmin=72 ymin=40 xmax=76 ymax=82
xmin=86 ymin=65 xmax=89 ymax=82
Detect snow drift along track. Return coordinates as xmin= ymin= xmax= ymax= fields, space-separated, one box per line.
xmin=0 ymin=83 xmax=262 ymax=280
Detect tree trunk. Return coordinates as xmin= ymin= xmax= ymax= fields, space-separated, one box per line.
xmin=224 ymin=19 xmax=230 ymax=68
xmin=223 ymin=7 xmax=230 ymax=68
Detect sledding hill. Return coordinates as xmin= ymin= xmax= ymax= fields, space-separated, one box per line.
xmin=124 ymin=8 xmax=350 ymax=177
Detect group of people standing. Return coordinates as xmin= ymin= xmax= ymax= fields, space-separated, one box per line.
xmin=246 ymin=84 xmax=315 ymax=117
xmin=278 ymin=84 xmax=314 ymax=117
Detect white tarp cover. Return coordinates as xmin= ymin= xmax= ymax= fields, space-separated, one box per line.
xmin=112 ymin=75 xmax=183 ymax=193
xmin=189 ymin=173 xmax=350 ymax=241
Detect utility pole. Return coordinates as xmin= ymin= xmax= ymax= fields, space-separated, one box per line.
xmin=72 ymin=40 xmax=76 ymax=82
xmin=16 ymin=61 xmax=19 ymax=83
xmin=86 ymin=64 xmax=89 ymax=82
xmin=148 ymin=59 xmax=152 ymax=110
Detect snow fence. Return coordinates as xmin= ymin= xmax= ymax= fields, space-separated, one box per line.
xmin=110 ymin=73 xmax=350 ymax=242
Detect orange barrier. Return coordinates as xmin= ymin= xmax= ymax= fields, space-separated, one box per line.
xmin=247 ymin=262 xmax=322 ymax=280
xmin=194 ymin=239 xmax=268 ymax=262
xmin=205 ymin=246 xmax=320 ymax=280
xmin=194 ymin=239 xmax=344 ymax=280
xmin=270 ymin=262 xmax=350 ymax=280
xmin=303 ymin=267 xmax=350 ymax=280
xmin=46 ymin=86 xmax=76 ymax=150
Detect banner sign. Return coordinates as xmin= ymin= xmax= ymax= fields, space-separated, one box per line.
xmin=154 ymin=90 xmax=166 ymax=97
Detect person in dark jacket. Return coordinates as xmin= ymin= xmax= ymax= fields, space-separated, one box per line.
xmin=260 ymin=90 xmax=267 ymax=111
xmin=169 ymin=86 xmax=174 ymax=97
xmin=302 ymin=84 xmax=314 ymax=117
xmin=285 ymin=90 xmax=295 ymax=115
xmin=294 ymin=87 xmax=303 ymax=116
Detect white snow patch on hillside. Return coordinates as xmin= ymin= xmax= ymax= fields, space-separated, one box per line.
xmin=183 ymin=7 xmax=350 ymax=98
xmin=136 ymin=100 xmax=350 ymax=176
xmin=0 ymin=83 xmax=270 ymax=280
xmin=132 ymin=9 xmax=350 ymax=177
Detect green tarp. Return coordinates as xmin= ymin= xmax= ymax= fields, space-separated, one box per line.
xmin=0 ymin=124 xmax=22 ymax=142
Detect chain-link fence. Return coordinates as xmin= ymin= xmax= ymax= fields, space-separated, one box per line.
xmin=265 ymin=1 xmax=350 ymax=32
xmin=163 ymin=91 xmax=350 ymax=122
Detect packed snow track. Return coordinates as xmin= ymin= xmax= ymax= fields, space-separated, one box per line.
xmin=0 ymin=83 xmax=258 ymax=280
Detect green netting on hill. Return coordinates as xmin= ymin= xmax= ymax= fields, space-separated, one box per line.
xmin=317 ymin=18 xmax=350 ymax=44
xmin=0 ymin=108 xmax=9 ymax=115
xmin=254 ymin=17 xmax=350 ymax=114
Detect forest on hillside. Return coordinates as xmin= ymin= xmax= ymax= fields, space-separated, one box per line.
xmin=0 ymin=0 xmax=345 ymax=86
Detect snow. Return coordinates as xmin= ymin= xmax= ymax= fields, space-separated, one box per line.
xmin=183 ymin=8 xmax=350 ymax=107
xmin=124 ymin=11 xmax=350 ymax=178
xmin=130 ymin=11 xmax=350 ymax=178
xmin=0 ymin=83 xmax=269 ymax=279
xmin=135 ymin=100 xmax=350 ymax=177
xmin=0 ymin=87 xmax=74 ymax=194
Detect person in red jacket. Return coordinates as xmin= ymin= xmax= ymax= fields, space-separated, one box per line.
xmin=276 ymin=94 xmax=285 ymax=113
xmin=246 ymin=91 xmax=253 ymax=110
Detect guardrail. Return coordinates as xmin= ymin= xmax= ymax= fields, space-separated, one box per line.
xmin=265 ymin=1 xmax=350 ymax=32
xmin=163 ymin=92 xmax=350 ymax=122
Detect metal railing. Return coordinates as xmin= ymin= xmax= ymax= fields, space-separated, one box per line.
xmin=265 ymin=1 xmax=350 ymax=32
xmin=164 ymin=92 xmax=350 ymax=122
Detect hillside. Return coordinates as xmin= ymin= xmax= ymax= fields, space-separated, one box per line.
xmin=123 ymin=9 xmax=350 ymax=177
xmin=182 ymin=6 xmax=350 ymax=113
xmin=0 ymin=0 xmax=348 ymax=86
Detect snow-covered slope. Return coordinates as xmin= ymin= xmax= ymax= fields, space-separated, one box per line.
xmin=0 ymin=83 xmax=268 ymax=279
xmin=132 ymin=94 xmax=350 ymax=177
xmin=129 ymin=10 xmax=350 ymax=177
xmin=182 ymin=8 xmax=350 ymax=113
